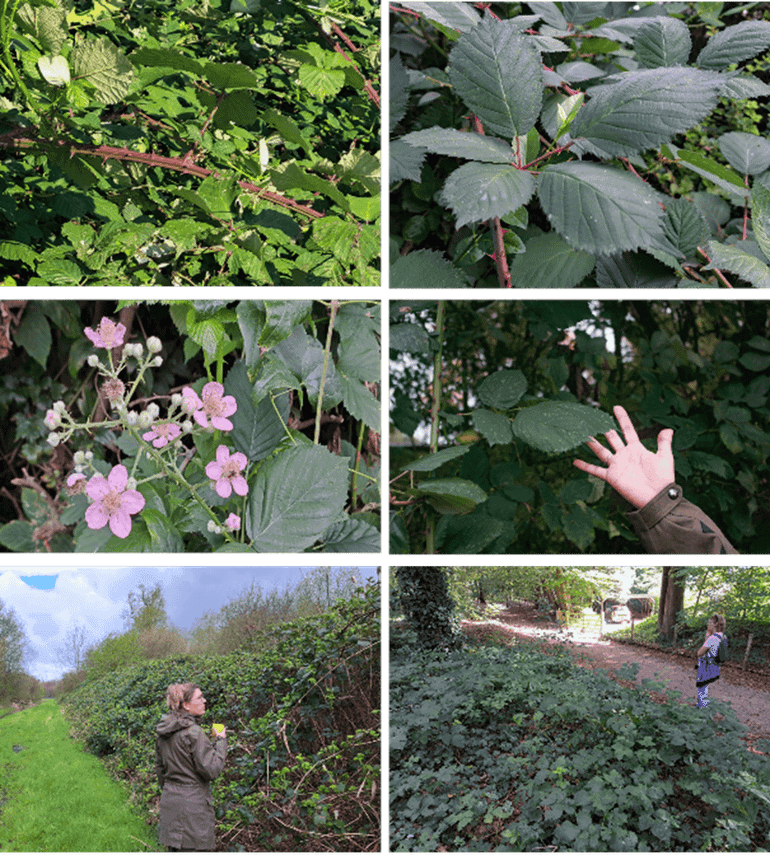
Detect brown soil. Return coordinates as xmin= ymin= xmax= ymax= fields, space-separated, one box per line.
xmin=461 ymin=602 xmax=770 ymax=745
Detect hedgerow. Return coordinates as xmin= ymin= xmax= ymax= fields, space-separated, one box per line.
xmin=391 ymin=2 xmax=770 ymax=287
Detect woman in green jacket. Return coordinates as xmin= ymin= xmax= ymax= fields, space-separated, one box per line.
xmin=155 ymin=683 xmax=227 ymax=851
xmin=573 ymin=405 xmax=737 ymax=554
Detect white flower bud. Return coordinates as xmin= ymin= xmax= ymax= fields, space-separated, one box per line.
xmin=206 ymin=520 xmax=221 ymax=534
xmin=182 ymin=420 xmax=193 ymax=433
xmin=147 ymin=403 xmax=160 ymax=420
xmin=87 ymin=354 xmax=100 ymax=367
xmin=126 ymin=411 xmax=138 ymax=426
xmin=171 ymin=393 xmax=183 ymax=408
xmin=126 ymin=477 xmax=138 ymax=490
xmin=85 ymin=450 xmax=94 ymax=461
xmin=138 ymin=411 xmax=154 ymax=429
xmin=73 ymin=450 xmax=87 ymax=465
xmin=152 ymin=356 xmax=163 ymax=367
xmin=147 ymin=336 xmax=162 ymax=354
xmin=53 ymin=400 xmax=66 ymax=414
xmin=47 ymin=432 xmax=61 ymax=447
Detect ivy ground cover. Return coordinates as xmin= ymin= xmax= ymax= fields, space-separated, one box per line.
xmin=390 ymin=626 xmax=770 ymax=851
xmin=391 ymin=1 xmax=770 ymax=287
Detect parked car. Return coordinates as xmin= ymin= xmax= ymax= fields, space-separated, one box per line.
xmin=604 ymin=602 xmax=632 ymax=624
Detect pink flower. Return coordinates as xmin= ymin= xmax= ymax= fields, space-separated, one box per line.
xmin=205 ymin=446 xmax=248 ymax=498
xmin=84 ymin=317 xmax=126 ymax=349
xmin=225 ymin=513 xmax=241 ymax=531
xmin=182 ymin=382 xmax=237 ymax=431
xmin=84 ymin=464 xmax=145 ymax=538
xmin=44 ymin=409 xmax=60 ymax=430
xmin=142 ymin=422 xmax=182 ymax=449
xmin=66 ymin=473 xmax=86 ymax=494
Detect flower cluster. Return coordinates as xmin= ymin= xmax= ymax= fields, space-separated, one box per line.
xmin=49 ymin=317 xmax=250 ymax=542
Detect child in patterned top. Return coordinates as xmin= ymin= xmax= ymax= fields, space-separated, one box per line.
xmin=695 ymin=614 xmax=726 ymax=709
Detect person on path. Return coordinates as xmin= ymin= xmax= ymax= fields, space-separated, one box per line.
xmin=573 ymin=405 xmax=737 ymax=554
xmin=695 ymin=614 xmax=727 ymax=709
xmin=155 ymin=683 xmax=227 ymax=852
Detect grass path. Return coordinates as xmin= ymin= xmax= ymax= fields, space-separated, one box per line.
xmin=0 ymin=699 xmax=159 ymax=851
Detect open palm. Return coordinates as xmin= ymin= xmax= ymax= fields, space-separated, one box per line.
xmin=573 ymin=405 xmax=675 ymax=509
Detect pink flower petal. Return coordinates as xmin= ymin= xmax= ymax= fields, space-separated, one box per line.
xmin=120 ymin=490 xmax=145 ymax=515
xmin=215 ymin=444 xmax=230 ymax=465
xmin=109 ymin=509 xmax=133 ymax=539
xmin=211 ymin=416 xmax=234 ymax=431
xmin=85 ymin=503 xmax=109 ymax=530
xmin=108 ymin=464 xmax=128 ymax=492
xmin=205 ymin=462 xmax=223 ymax=480
xmin=232 ymin=476 xmax=248 ymax=496
xmin=86 ymin=475 xmax=110 ymax=501
xmin=215 ymin=479 xmax=232 ymax=499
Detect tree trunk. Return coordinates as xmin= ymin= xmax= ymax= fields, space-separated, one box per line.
xmin=658 ymin=567 xmax=686 ymax=640
xmin=395 ymin=568 xmax=460 ymax=650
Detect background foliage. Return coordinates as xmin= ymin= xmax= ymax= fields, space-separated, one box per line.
xmin=0 ymin=0 xmax=380 ymax=286
xmin=391 ymin=1 xmax=770 ymax=288
xmin=390 ymin=300 xmax=770 ymax=553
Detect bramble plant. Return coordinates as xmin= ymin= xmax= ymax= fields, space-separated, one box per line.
xmin=1 ymin=300 xmax=381 ymax=553
xmin=391 ymin=2 xmax=770 ymax=287
xmin=0 ymin=0 xmax=380 ymax=286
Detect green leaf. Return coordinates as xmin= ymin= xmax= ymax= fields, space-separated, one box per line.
xmin=751 ymin=173 xmax=770 ymax=263
xmin=477 ymin=369 xmax=527 ymax=409
xmin=397 ymin=1 xmax=480 ymax=33
xmin=262 ymin=108 xmax=314 ymax=158
xmin=16 ymin=302 xmax=51 ymax=368
xmin=390 ymin=250 xmax=468 ymax=288
xmin=390 ymin=139 xmax=426 ymax=183
xmin=704 ymin=240 xmax=770 ymax=287
xmin=472 ymin=408 xmax=513 ymax=446
xmin=740 ymin=352 xmax=770 ymax=372
xmin=697 ymin=19 xmax=770 ymax=69
xmin=665 ymin=144 xmax=748 ymax=199
xmin=260 ymin=300 xmax=313 ymax=350
xmin=718 ymin=133 xmax=770 ymax=176
xmin=142 ymin=508 xmax=184 ymax=552
xmin=202 ymin=61 xmax=259 ymax=90
xmin=662 ymin=198 xmax=706 ymax=257
xmin=0 ymin=521 xmax=35 ymax=552
xmin=512 ymin=401 xmax=616 ymax=454
xmin=400 ymin=128 xmax=515 ymax=164
xmin=415 ymin=478 xmax=487 ymax=515
xmin=570 ymin=68 xmax=724 ymax=157
xmin=440 ymin=163 xmax=535 ymax=228
xmin=538 ymin=163 xmax=665 ymax=255
xmin=510 ymin=232 xmax=596 ymax=288
xmin=634 ymin=16 xmax=691 ymax=68
xmin=595 ymin=252 xmax=679 ymax=288
xmin=298 ymin=64 xmax=345 ymax=98
xmin=390 ymin=322 xmax=431 ymax=354
xmin=38 ymin=55 xmax=70 ymax=85
xmin=337 ymin=374 xmax=380 ymax=431
xmin=246 ymin=445 xmax=349 ymax=552
xmin=448 ymin=16 xmax=542 ymax=139
xmin=319 ymin=518 xmax=379 ymax=552
xmin=225 ymin=361 xmax=290 ymax=462
xmin=405 ymin=446 xmax=470 ymax=472
xmin=71 ymin=36 xmax=133 ymax=103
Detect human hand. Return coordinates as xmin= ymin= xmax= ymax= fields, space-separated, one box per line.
xmin=212 ymin=723 xmax=227 ymax=738
xmin=572 ymin=405 xmax=675 ymax=509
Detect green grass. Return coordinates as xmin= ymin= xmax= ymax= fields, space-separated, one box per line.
xmin=0 ymin=700 xmax=159 ymax=851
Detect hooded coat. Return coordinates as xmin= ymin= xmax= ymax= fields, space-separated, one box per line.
xmin=155 ymin=711 xmax=227 ymax=851
xmin=627 ymin=483 xmax=737 ymax=554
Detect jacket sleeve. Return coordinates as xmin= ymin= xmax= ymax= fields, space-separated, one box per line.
xmin=626 ymin=483 xmax=738 ymax=554
xmin=155 ymin=738 xmax=166 ymax=789
xmin=187 ymin=725 xmax=227 ymax=782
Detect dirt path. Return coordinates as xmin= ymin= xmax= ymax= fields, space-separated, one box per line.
xmin=462 ymin=604 xmax=770 ymax=742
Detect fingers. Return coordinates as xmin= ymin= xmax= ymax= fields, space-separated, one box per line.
xmin=573 ymin=458 xmax=608 ymax=480
xmin=613 ymin=405 xmax=639 ymax=444
xmin=657 ymin=427 xmax=673 ymax=457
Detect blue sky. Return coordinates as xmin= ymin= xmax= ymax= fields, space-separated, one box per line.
xmin=0 ymin=567 xmax=378 ymax=681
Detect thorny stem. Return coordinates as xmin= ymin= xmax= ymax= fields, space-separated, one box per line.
xmin=314 ymin=301 xmax=340 ymax=446
xmin=697 ymin=246 xmax=734 ymax=288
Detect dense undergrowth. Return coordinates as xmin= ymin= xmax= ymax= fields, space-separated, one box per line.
xmin=61 ymin=584 xmax=380 ymax=852
xmin=390 ymin=623 xmax=770 ymax=852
